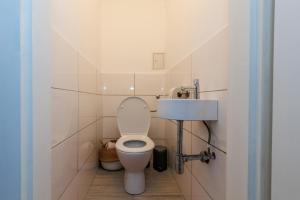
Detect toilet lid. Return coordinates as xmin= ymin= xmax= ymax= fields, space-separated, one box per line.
xmin=117 ymin=97 xmax=151 ymax=136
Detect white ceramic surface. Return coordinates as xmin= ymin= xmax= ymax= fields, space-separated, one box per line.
xmin=115 ymin=96 xmax=155 ymax=194
xmin=165 ymin=56 xmax=192 ymax=91
xmin=148 ymin=118 xmax=165 ymax=139
xmin=59 ymin=150 xmax=98 ymax=200
xmin=97 ymin=95 xmax=103 ymax=120
xmin=103 ymin=96 xmax=130 ymax=117
xmin=51 ymin=89 xmax=78 ymax=146
xmin=116 ymin=149 xmax=153 ymax=194
xmin=117 ymin=97 xmax=151 ymax=136
xmin=191 ymin=175 xmax=211 ymax=200
xmin=102 ymin=117 xmax=120 ymax=139
xmin=78 ymin=123 xmax=97 ymax=170
xmin=51 ymin=135 xmax=78 ymax=200
xmin=191 ymin=135 xmax=226 ymax=200
xmin=52 ymin=31 xmax=78 ymax=90
xmin=135 ymin=73 xmax=166 ymax=95
xmin=100 ymin=73 xmax=135 ymax=95
xmin=79 ymin=93 xmax=97 ymax=129
xmin=158 ymin=99 xmax=218 ymax=121
xmin=78 ymin=54 xmax=97 ymax=93
xmin=192 ymin=28 xmax=229 ymax=92
xmin=116 ymin=135 xmax=154 ymax=153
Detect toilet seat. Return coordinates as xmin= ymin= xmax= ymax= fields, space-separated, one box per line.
xmin=116 ymin=135 xmax=154 ymax=153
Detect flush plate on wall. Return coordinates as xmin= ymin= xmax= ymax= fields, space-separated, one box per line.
xmin=153 ymin=53 xmax=165 ymax=70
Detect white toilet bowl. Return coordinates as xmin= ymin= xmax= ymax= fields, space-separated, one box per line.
xmin=116 ymin=135 xmax=154 ymax=194
xmin=115 ymin=97 xmax=155 ymax=194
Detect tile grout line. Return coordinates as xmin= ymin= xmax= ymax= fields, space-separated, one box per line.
xmin=51 ymin=87 xmax=101 ymax=95
xmin=51 ymin=120 xmax=98 ymax=149
xmin=190 ymin=168 xmax=214 ymax=200
xmin=168 ymin=120 xmax=226 ymax=154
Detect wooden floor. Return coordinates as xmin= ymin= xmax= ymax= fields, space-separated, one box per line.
xmin=85 ymin=167 xmax=185 ymax=200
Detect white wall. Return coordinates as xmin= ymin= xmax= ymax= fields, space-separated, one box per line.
xmin=52 ymin=0 xmax=101 ymax=67
xmin=165 ymin=0 xmax=229 ymax=68
xmin=164 ymin=1 xmax=229 ymax=200
xmin=100 ymin=0 xmax=166 ymax=73
xmin=51 ymin=1 xmax=102 ymax=199
xmin=272 ymin=0 xmax=300 ymax=199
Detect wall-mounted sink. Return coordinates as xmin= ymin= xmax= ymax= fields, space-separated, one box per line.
xmin=157 ymin=98 xmax=218 ymax=174
xmin=157 ymin=99 xmax=218 ymax=121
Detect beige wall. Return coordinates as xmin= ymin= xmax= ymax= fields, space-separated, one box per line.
xmin=165 ymin=0 xmax=229 ymax=69
xmin=100 ymin=0 xmax=166 ymax=73
xmin=52 ymin=0 xmax=101 ymax=68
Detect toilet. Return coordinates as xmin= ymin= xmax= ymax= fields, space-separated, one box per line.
xmin=115 ymin=97 xmax=155 ymax=194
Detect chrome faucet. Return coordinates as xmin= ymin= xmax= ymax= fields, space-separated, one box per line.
xmin=193 ymin=79 xmax=200 ymax=99
xmin=176 ymin=79 xmax=200 ymax=99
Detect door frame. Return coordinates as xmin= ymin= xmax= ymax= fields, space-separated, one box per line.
xmin=22 ymin=0 xmax=275 ymax=199
xmin=227 ymin=0 xmax=274 ymax=200
xmin=21 ymin=0 xmax=52 ymax=199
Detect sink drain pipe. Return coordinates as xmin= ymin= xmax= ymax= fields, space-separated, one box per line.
xmin=175 ymin=120 xmax=216 ymax=174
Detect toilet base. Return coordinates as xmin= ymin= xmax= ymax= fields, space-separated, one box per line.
xmin=124 ymin=171 xmax=145 ymax=194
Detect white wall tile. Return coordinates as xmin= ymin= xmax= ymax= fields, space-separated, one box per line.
xmin=59 ymin=150 xmax=97 ymax=200
xmin=149 ymin=118 xmax=165 ymax=139
xmin=100 ymin=73 xmax=135 ymax=95
xmin=192 ymin=91 xmax=227 ymax=152
xmin=191 ymin=135 xmax=226 ymax=200
xmin=102 ymin=96 xmax=129 ymax=117
xmin=137 ymin=96 xmax=159 ymax=117
xmin=52 ymin=89 xmax=78 ymax=146
xmin=78 ymin=54 xmax=97 ymax=93
xmin=135 ymin=73 xmax=166 ymax=95
xmin=103 ymin=117 xmax=120 ymax=139
xmin=165 ymin=120 xmax=177 ymax=168
xmin=79 ymin=93 xmax=97 ymax=129
xmin=191 ymin=175 xmax=212 ymax=200
xmin=52 ymin=32 xmax=78 ymax=90
xmin=97 ymin=72 xmax=102 ymax=95
xmin=78 ymin=123 xmax=97 ymax=170
xmin=52 ymin=135 xmax=78 ymax=200
xmin=96 ymin=119 xmax=103 ymax=144
xmin=192 ymin=28 xmax=229 ymax=92
xmin=97 ymin=95 xmax=103 ymax=120
xmin=173 ymin=167 xmax=192 ymax=200
xmin=152 ymin=139 xmax=166 ymax=146
xmin=166 ymin=56 xmax=192 ymax=92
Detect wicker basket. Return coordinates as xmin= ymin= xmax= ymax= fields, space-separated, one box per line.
xmin=99 ymin=140 xmax=123 ymax=171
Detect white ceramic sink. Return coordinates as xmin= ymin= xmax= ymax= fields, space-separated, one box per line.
xmin=157 ymin=99 xmax=218 ymax=121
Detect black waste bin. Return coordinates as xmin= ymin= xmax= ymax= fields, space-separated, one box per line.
xmin=153 ymin=145 xmax=167 ymax=172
